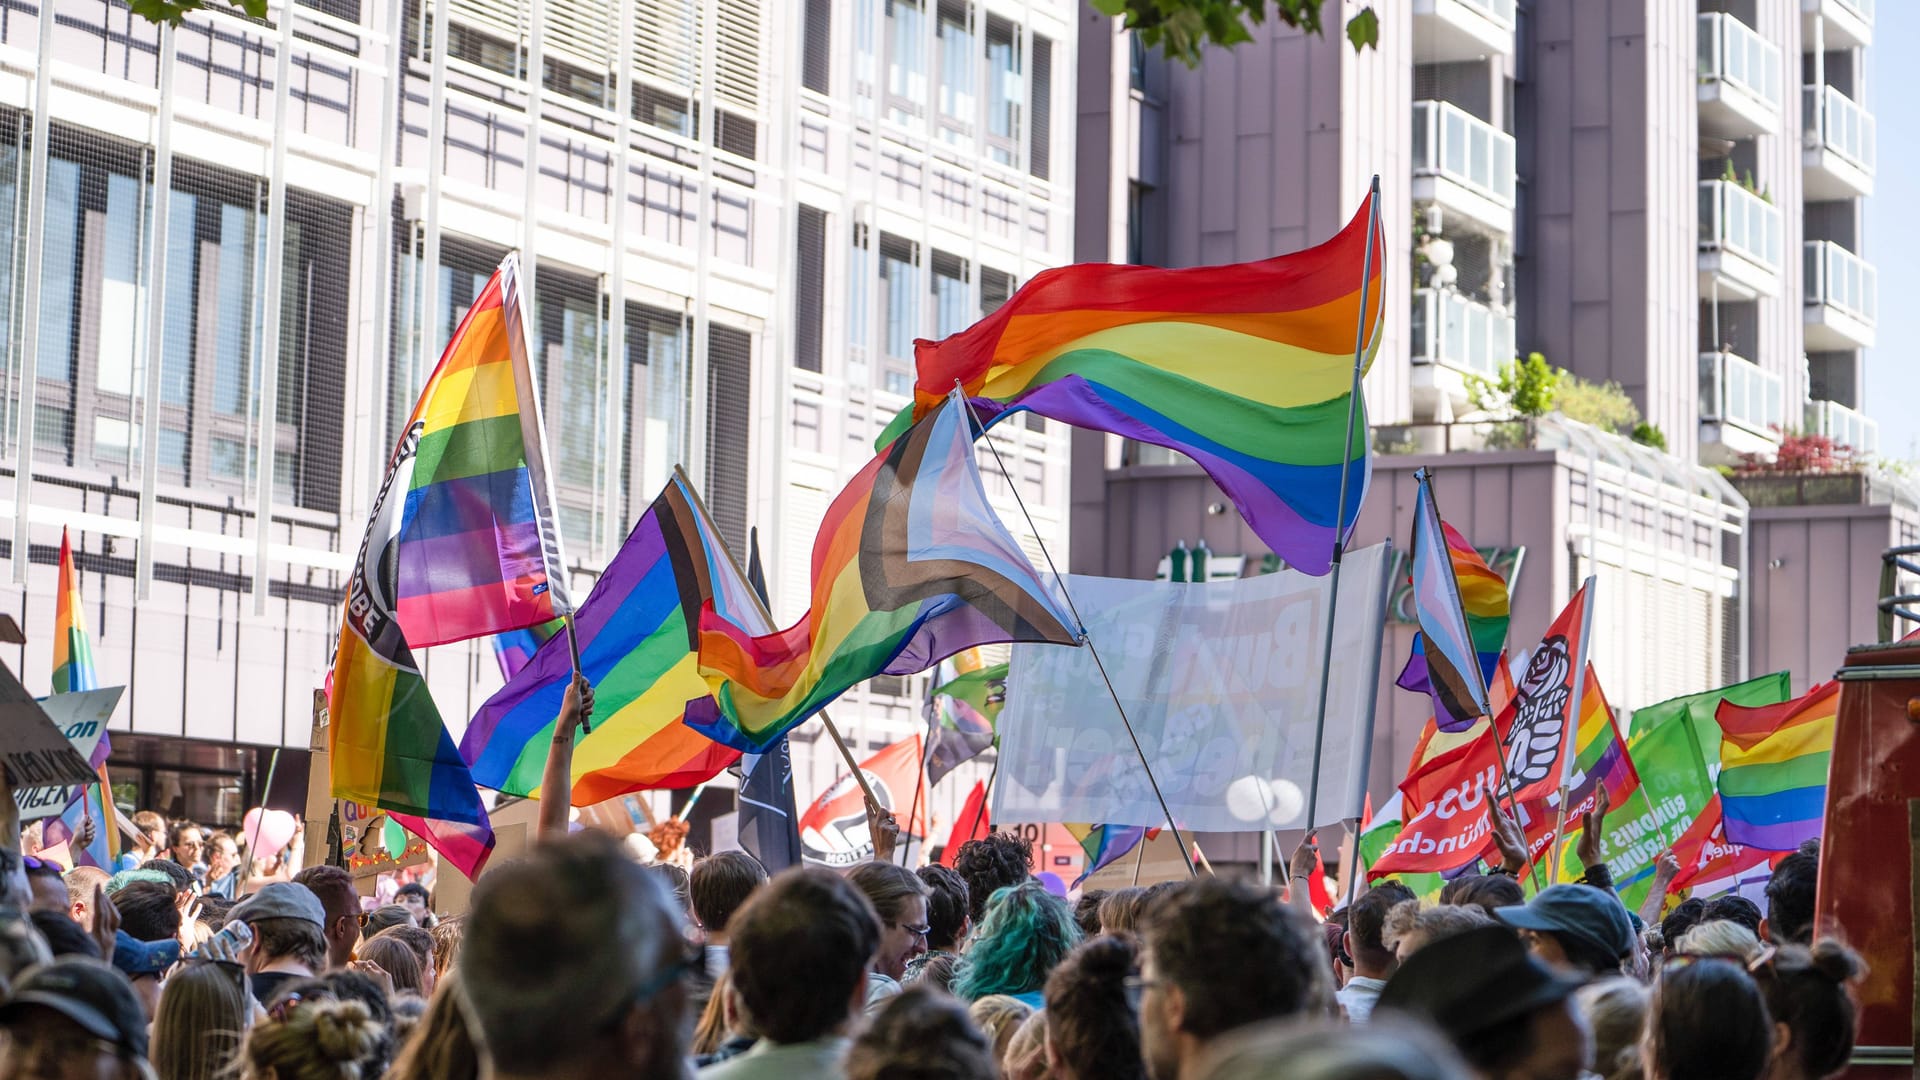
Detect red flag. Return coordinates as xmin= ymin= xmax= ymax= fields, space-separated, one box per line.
xmin=1369 ymin=754 xmax=1503 ymax=879
xmin=797 ymin=735 xmax=930 ymax=867
xmin=1307 ymin=845 xmax=1335 ymax=914
xmin=939 ymin=780 xmax=991 ymax=867
xmin=1670 ymin=795 xmax=1776 ymax=892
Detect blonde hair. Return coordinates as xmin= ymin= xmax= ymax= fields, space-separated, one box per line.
xmin=385 ymin=973 xmax=479 ymax=1080
xmin=693 ymin=970 xmax=748 ymax=1056
xmin=1675 ymin=919 xmax=1762 ymax=962
xmin=429 ymin=916 xmax=463 ymax=977
xmin=238 ymin=998 xmax=386 ymax=1080
xmin=1002 ymin=1009 xmax=1050 ymax=1080
xmin=969 ymin=994 xmax=1035 ymax=1063
xmin=152 ymin=963 xmax=248 ymax=1080
xmin=1575 ymin=977 xmax=1649 ymax=1080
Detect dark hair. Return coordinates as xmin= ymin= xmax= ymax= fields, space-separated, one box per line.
xmin=292 ymin=865 xmax=359 ymax=926
xmin=1453 ymin=1009 xmax=1544 ymax=1076
xmin=1753 ymin=939 xmax=1866 ymax=1079
xmin=952 ymin=834 xmax=1032 ymax=923
xmin=1350 ymin=882 xmax=1417 ymax=963
xmin=1436 ymin=874 xmax=1525 ymax=916
xmin=1703 ymin=896 xmax=1763 ymax=938
xmin=649 ymin=863 xmax=692 ymax=912
xmin=690 ymin=852 xmax=768 ymax=935
xmin=196 ymin=895 xmax=236 ymax=932
xmin=1097 ymin=887 xmax=1149 ymax=935
xmin=1073 ymin=890 xmax=1108 ymax=938
xmin=728 ymin=867 xmax=880 ymax=1044
xmin=23 ymin=859 xmax=62 ymax=885
xmin=843 ymin=985 xmax=996 ymax=1080
xmin=113 ymin=881 xmax=183 ymax=942
xmin=1648 ymin=958 xmax=1773 ymax=1080
xmin=1550 ymin=929 xmax=1626 ymax=977
xmin=29 ymin=909 xmax=99 ymax=959
xmin=395 ymin=882 xmax=429 ymax=903
xmin=846 ymin=861 xmax=932 ymax=928
xmin=1044 ymin=935 xmax=1146 ymax=1080
xmin=139 ymin=858 xmax=196 ymax=895
xmin=1146 ymin=876 xmax=1331 ymax=1039
xmin=373 ymin=923 xmax=435 ymax=973
xmin=167 ymin=822 xmax=203 ymax=849
xmin=1138 ymin=880 xmax=1187 ymax=925
xmin=359 ymin=934 xmax=427 ymax=996
xmin=916 ymin=865 xmax=971 ymax=951
xmin=361 ymin=904 xmax=414 ymax=942
xmin=253 ymin=916 xmax=329 ymax=971
xmin=1766 ymin=842 xmax=1820 ymax=945
xmin=1660 ymin=897 xmax=1708 ymax=955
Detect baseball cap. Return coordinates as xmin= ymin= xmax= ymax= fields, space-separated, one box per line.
xmin=0 ymin=956 xmax=150 ymax=1057
xmin=1376 ymin=924 xmax=1585 ymax=1039
xmin=1494 ymin=883 xmax=1635 ymax=962
xmin=110 ymin=930 xmax=182 ymax=977
xmin=230 ymin=881 xmax=326 ymax=928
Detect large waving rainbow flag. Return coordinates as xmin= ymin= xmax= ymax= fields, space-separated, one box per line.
xmin=887 ymin=192 xmax=1382 ymax=575
xmin=463 ymin=475 xmax=768 ymax=804
xmin=684 ymin=396 xmax=1080 ymax=753
xmin=52 ymin=529 xmax=96 ymax=694
xmin=1715 ymin=681 xmax=1838 ymax=851
xmin=1399 ymin=473 xmax=1507 ymax=731
xmin=44 ymin=529 xmax=117 ymax=871
xmin=331 ymin=254 xmax=571 ymax=877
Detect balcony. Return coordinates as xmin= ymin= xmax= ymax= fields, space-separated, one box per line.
xmin=1700 ymin=350 xmax=1786 ymax=464
xmin=1804 ymin=241 xmax=1876 ymax=350
xmin=1807 ymin=398 xmax=1879 ymax=456
xmin=1411 ymin=101 xmax=1516 ymax=237
xmin=1410 ymin=288 xmax=1514 ymax=418
xmin=1802 ymin=84 xmax=1875 ymax=199
xmin=1412 ymin=0 xmax=1514 ymax=63
xmin=1699 ymin=180 xmax=1783 ymax=301
xmin=1698 ymin=13 xmax=1782 ymax=138
xmin=1803 ymin=0 xmax=1872 ymax=50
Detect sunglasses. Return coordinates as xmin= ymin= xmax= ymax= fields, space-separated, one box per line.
xmin=1664 ymin=946 xmax=1778 ymax=976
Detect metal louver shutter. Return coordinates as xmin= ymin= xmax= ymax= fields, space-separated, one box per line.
xmin=544 ymin=0 xmax=612 ymax=72
xmin=635 ymin=0 xmax=699 ymax=97
xmin=449 ymin=0 xmax=523 ymax=51
xmin=801 ymin=0 xmax=832 ymax=94
xmin=706 ymin=323 xmax=754 ymax=552
xmin=795 ymin=205 xmax=826 ymax=372
xmin=780 ymin=479 xmax=829 ymax=622
xmin=714 ymin=0 xmax=761 ymax=157
xmin=1029 ymin=34 xmax=1052 ymax=180
xmin=980 ymin=266 xmax=1014 ymax=315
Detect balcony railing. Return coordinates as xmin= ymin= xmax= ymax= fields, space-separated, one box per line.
xmin=1807 ymin=398 xmax=1879 ymax=456
xmin=1803 ymin=84 xmax=1875 ymax=173
xmin=1411 ymin=288 xmax=1514 ymax=379
xmin=1412 ymin=101 xmax=1516 ymax=208
xmin=1701 ymin=350 xmax=1785 ymax=436
xmin=1699 ymin=13 xmax=1782 ymax=112
xmin=1454 ymin=0 xmax=1517 ymax=28
xmin=1699 ymin=180 xmax=1782 ymax=272
xmin=1804 ymin=241 xmax=1876 ymax=324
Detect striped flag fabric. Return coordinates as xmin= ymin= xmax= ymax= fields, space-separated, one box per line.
xmin=1398 ymin=505 xmax=1510 ymax=732
xmin=1517 ymin=666 xmax=1636 ymax=872
xmin=52 ymin=529 xmax=96 ymax=695
xmin=1066 ymin=823 xmax=1148 ymax=886
xmin=683 ymin=394 xmax=1079 ymax=754
xmin=890 ymin=192 xmax=1382 ymax=576
xmin=1715 ymin=681 xmax=1838 ymax=851
xmin=491 ymin=618 xmax=564 ymax=681
xmin=924 ymin=655 xmax=1006 ymax=786
xmin=45 ymin=530 xmax=115 ymax=870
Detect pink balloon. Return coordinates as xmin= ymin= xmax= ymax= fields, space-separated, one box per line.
xmin=242 ymin=808 xmax=299 ymax=855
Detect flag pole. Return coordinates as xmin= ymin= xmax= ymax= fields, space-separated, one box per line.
xmin=1303 ymin=175 xmax=1382 ymax=840
xmin=901 ymin=735 xmax=927 ymax=866
xmin=954 ymin=387 xmax=1195 ymax=877
xmin=1342 ymin=539 xmax=1395 ymax=908
xmin=563 ymin=614 xmax=588 ymax=734
xmin=1549 ymin=578 xmax=1599 ymax=882
xmin=968 ymin=756 xmax=997 ymax=841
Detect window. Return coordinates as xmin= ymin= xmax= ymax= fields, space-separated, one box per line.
xmin=984 ymin=18 xmax=1020 ymax=165
xmin=879 ymin=233 xmax=920 ymax=395
xmin=886 ymin=0 xmax=926 ymax=124
xmin=849 ymin=223 xmax=872 ymax=380
xmin=535 ymin=268 xmax=605 ymax=554
xmin=795 ymin=205 xmax=827 ymax=372
xmin=853 ymin=0 xmax=878 ymax=118
xmin=706 ymin=324 xmax=753 ymax=551
xmin=802 ymin=0 xmax=832 ymax=94
xmin=623 ymin=304 xmax=689 ymax=522
xmin=980 ymin=266 xmax=1015 ymax=315
xmin=931 ymin=251 xmax=969 ymax=338
xmin=1030 ymin=34 xmax=1053 ymax=180
xmin=936 ymin=1 xmax=974 ymax=146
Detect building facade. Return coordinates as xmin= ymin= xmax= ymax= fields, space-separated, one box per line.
xmin=0 ymin=0 xmax=1077 ymax=837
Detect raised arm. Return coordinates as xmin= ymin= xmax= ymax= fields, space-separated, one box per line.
xmin=538 ymin=674 xmax=593 ymax=840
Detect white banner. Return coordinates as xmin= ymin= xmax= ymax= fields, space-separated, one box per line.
xmin=993 ymin=543 xmax=1392 ymax=833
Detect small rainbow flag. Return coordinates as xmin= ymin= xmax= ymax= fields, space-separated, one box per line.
xmin=925 ymin=657 xmax=1006 ymax=786
xmin=683 ymin=395 xmax=1079 ymax=754
xmin=1066 ymin=823 xmax=1150 ymax=886
xmin=52 ymin=529 xmax=96 ymax=694
xmin=1398 ymin=515 xmax=1510 ymax=732
xmin=887 ymin=191 xmax=1383 ymax=576
xmin=43 ymin=530 xmax=116 ymax=870
xmin=1398 ymin=475 xmax=1508 ymax=731
xmin=1715 ymin=681 xmax=1838 ymax=851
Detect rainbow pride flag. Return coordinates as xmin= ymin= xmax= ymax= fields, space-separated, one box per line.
xmin=1398 ymin=474 xmax=1507 ymax=731
xmin=1067 ymin=823 xmax=1148 ymax=886
xmin=1715 ymin=681 xmax=1838 ymax=851
xmin=1398 ymin=519 xmax=1509 ymax=732
xmin=887 ymin=193 xmax=1382 ymax=576
xmin=44 ymin=530 xmax=116 ymax=870
xmin=1519 ymin=666 xmax=1639 ymax=875
xmin=52 ymin=530 xmax=96 ymax=694
xmin=491 ymin=617 xmax=564 ymax=681
xmin=332 ymin=254 xmax=570 ymax=877
xmin=464 ymin=475 xmax=769 ymax=804
xmin=685 ymin=395 xmax=1079 ymax=753
xmin=925 ymin=656 xmax=1007 ymax=785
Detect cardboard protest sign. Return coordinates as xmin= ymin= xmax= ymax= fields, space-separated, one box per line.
xmin=0 ymin=663 xmax=100 ymax=794
xmin=15 ymin=687 xmax=123 ymax=821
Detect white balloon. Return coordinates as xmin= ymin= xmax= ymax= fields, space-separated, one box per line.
xmin=1267 ymin=780 xmax=1306 ymax=826
xmin=1224 ymin=775 xmax=1273 ymax=822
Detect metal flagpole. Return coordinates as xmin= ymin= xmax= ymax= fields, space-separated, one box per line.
xmin=953 ymin=389 xmax=1195 ymax=877
xmin=1302 ymin=176 xmax=1383 ymax=840
xmin=1549 ymin=578 xmax=1599 ymax=882
xmin=901 ymin=737 xmax=927 ymax=866
xmin=1342 ymin=541 xmax=1395 ymax=907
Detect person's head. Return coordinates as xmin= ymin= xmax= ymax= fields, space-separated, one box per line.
xmin=953 ymin=833 xmax=1033 ymax=922
xmin=649 ymin=862 xmax=691 ymax=914
xmin=1494 ymin=884 xmax=1635 ymax=975
xmin=151 ymin=959 xmax=251 ymax=1080
xmin=133 ymin=811 xmax=167 ymax=855
xmin=1139 ymin=875 xmax=1332 ymax=1080
xmin=113 ymin=880 xmax=183 ymax=942
xmin=291 ymin=865 xmax=360 ymax=970
xmin=1703 ymin=895 xmax=1764 ymax=938
xmin=910 ymin=951 xmax=960 ymax=993
xmin=360 ymin=903 xmax=414 ymax=942
xmin=1002 ymin=1010 xmax=1050 ymax=1080
xmin=847 ymin=861 xmax=934 ymax=982
xmin=1574 ymin=978 xmax=1648 ymax=1080
xmin=969 ymin=994 xmax=1034 ymax=1063
xmin=204 ymin=831 xmax=240 ymax=880
xmin=1765 ymin=842 xmax=1820 ymax=945
xmin=460 ymin=830 xmax=694 ymax=1077
xmin=692 ymin=970 xmax=743 ymax=1056
xmin=62 ymin=866 xmax=110 ymax=930
xmin=844 ymin=985 xmax=997 ymax=1080
xmin=1749 ymin=940 xmax=1865 ymax=1080
xmin=728 ymin=866 xmax=879 ymax=1045
xmin=917 ymin=864 xmax=972 ymax=952
xmin=1644 ymin=957 xmax=1773 ymax=1080
xmin=0 ymin=957 xmax=151 ymax=1079
xmin=429 ymin=916 xmax=463 ymax=977
xmin=1437 ymin=873 xmax=1527 ymax=917
xmin=1193 ymin=1018 xmax=1476 ymax=1080
xmin=951 ymin=879 xmax=1082 ymax=1002
xmin=1658 ymin=898 xmax=1708 ymax=959
xmin=372 ymin=923 xmax=436 ymax=997
xmin=394 ymin=881 xmax=430 ymax=923
xmin=1044 ymin=934 xmax=1145 ymax=1080
xmin=688 ymin=850 xmax=767 ymax=942
xmin=357 ymin=934 xmax=426 ymax=997
xmin=385 ymin=972 xmax=481 ymax=1080
xmin=1674 ymin=919 xmax=1762 ymax=963
xmin=1074 ymin=889 xmax=1108 ymax=937
xmin=236 ymin=996 xmax=386 ymax=1080
xmin=1347 ymin=882 xmax=1417 ymax=979
xmin=24 ymin=857 xmax=68 ymax=914
xmin=1382 ymin=901 xmax=1496 ymax=962
xmin=168 ymin=822 xmax=205 ymax=866
xmin=29 ymin=910 xmax=99 ymax=960
xmin=137 ymin=858 xmax=195 ymax=898
xmin=1376 ymin=925 xmax=1589 ymax=1080
xmin=230 ymin=883 xmax=330 ymax=977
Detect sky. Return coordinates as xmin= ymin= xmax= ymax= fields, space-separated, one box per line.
xmin=1864 ymin=5 xmax=1920 ymax=461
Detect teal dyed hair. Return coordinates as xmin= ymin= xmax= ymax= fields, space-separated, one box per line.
xmin=952 ymin=880 xmax=1082 ymax=1002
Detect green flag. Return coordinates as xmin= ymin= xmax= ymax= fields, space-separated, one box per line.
xmin=1627 ymin=672 xmax=1794 ymax=757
